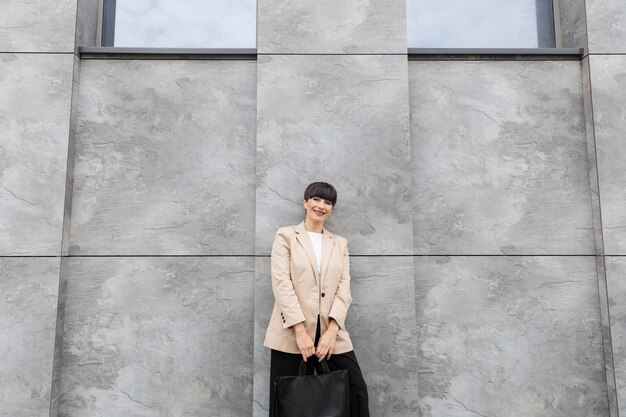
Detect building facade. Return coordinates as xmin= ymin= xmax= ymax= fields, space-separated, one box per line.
xmin=1 ymin=0 xmax=625 ymax=416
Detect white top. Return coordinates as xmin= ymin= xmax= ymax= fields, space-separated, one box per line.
xmin=307 ymin=231 xmax=323 ymax=284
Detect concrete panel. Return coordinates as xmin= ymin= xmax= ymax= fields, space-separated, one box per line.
xmin=582 ymin=58 xmax=603 ymax=255
xmin=606 ymin=257 xmax=626 ymax=416
xmin=347 ymin=256 xmax=419 ymax=415
xmin=61 ymin=57 xmax=81 ymax=258
xmin=582 ymin=60 xmax=618 ymax=414
xmin=254 ymin=256 xmax=419 ymax=416
xmin=70 ymin=60 xmax=256 ymax=256
xmin=415 ymin=256 xmax=607 ymax=417
xmin=257 ymin=0 xmax=406 ymax=53
xmin=409 ymin=61 xmax=593 ymax=255
xmin=75 ymin=0 xmax=99 ymax=48
xmin=0 ymin=53 xmax=74 ymax=256
xmin=252 ymin=257 xmax=272 ymax=417
xmin=0 ymin=0 xmax=77 ymax=52
xmin=557 ymin=0 xmax=588 ymax=48
xmin=586 ymin=0 xmax=626 ymax=53
xmin=589 ymin=55 xmax=626 ymax=255
xmin=58 ymin=256 xmax=254 ymax=417
xmin=0 ymin=258 xmax=60 ymax=417
xmin=256 ymin=55 xmax=412 ymax=256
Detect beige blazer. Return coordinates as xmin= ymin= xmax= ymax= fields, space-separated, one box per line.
xmin=263 ymin=221 xmax=353 ymax=354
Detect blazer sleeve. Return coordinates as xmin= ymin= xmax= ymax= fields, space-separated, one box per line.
xmin=328 ymin=239 xmax=352 ymax=330
xmin=271 ymin=229 xmax=306 ymax=329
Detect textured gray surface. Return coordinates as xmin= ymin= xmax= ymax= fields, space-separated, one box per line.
xmin=415 ymin=256 xmax=608 ymax=417
xmin=557 ymin=0 xmax=588 ymax=48
xmin=582 ymin=58 xmax=603 ymax=256
xmin=75 ymin=0 xmax=99 ymax=48
xmin=0 ymin=53 xmax=74 ymax=256
xmin=256 ymin=55 xmax=412 ymax=256
xmin=58 ymin=256 xmax=254 ymax=417
xmin=50 ymin=258 xmax=70 ymax=417
xmin=257 ymin=0 xmax=406 ymax=53
xmin=582 ymin=58 xmax=618 ymax=414
xmin=0 ymin=258 xmax=60 ymax=417
xmin=409 ymin=61 xmax=594 ymax=255
xmin=69 ymin=60 xmax=256 ymax=256
xmin=586 ymin=0 xmax=626 ymax=53
xmin=589 ymin=55 xmax=626 ymax=255
xmin=606 ymin=257 xmax=626 ymax=415
xmin=252 ymin=258 xmax=272 ymax=417
xmin=0 ymin=0 xmax=77 ymax=52
xmin=253 ymin=255 xmax=419 ymax=417
xmin=597 ymin=257 xmax=620 ymax=417
xmin=347 ymin=256 xmax=419 ymax=415
xmin=61 ymin=57 xmax=81 ymax=257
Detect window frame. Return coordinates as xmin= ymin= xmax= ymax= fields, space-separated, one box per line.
xmin=536 ymin=0 xmax=557 ymax=48
xmin=101 ymin=0 xmax=560 ymax=49
xmin=101 ymin=0 xmax=116 ymax=47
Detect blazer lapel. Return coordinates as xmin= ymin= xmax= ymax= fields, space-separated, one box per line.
xmin=320 ymin=227 xmax=334 ymax=285
xmin=294 ymin=222 xmax=319 ymax=279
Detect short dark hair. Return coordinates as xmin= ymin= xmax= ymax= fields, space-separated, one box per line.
xmin=304 ymin=182 xmax=337 ymax=206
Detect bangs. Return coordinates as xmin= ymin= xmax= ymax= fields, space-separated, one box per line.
xmin=304 ymin=182 xmax=337 ymax=206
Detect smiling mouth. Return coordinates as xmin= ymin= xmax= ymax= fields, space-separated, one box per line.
xmin=313 ymin=209 xmax=325 ymax=216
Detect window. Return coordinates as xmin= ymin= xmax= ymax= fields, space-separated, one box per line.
xmin=101 ymin=0 xmax=256 ymax=48
xmin=407 ymin=0 xmax=556 ymax=48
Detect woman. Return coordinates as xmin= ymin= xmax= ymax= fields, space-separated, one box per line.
xmin=264 ymin=181 xmax=370 ymax=417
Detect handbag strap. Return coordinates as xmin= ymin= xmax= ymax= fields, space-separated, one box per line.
xmin=318 ymin=359 xmax=331 ymax=374
xmin=298 ymin=360 xmax=308 ymax=375
xmin=298 ymin=359 xmax=331 ymax=375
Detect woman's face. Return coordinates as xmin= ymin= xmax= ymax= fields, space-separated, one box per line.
xmin=303 ymin=196 xmax=333 ymax=224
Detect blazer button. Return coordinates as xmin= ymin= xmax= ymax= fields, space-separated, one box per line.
xmin=321 ymin=292 xmax=326 ymax=297
xmin=282 ymin=319 xmax=286 ymax=323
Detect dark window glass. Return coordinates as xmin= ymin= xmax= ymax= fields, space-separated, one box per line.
xmin=407 ymin=0 xmax=555 ymax=48
xmin=102 ymin=0 xmax=256 ymax=48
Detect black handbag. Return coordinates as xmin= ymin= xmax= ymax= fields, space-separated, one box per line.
xmin=274 ymin=359 xmax=351 ymax=417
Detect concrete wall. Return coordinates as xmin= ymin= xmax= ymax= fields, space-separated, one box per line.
xmin=410 ymin=60 xmax=593 ymax=256
xmin=57 ymin=59 xmax=257 ymax=416
xmin=68 ymin=60 xmax=257 ymax=256
xmin=253 ymin=1 xmax=420 ymax=416
xmin=0 ymin=53 xmax=75 ymax=256
xmin=415 ymin=256 xmax=605 ymax=417
xmin=0 ymin=1 xmax=84 ymax=416
xmin=0 ymin=259 xmax=60 ymax=417
xmin=59 ymin=257 xmax=254 ymax=416
xmin=582 ymin=0 xmax=626 ymax=414
xmin=410 ymin=59 xmax=607 ymax=416
xmin=1 ymin=0 xmax=625 ymax=416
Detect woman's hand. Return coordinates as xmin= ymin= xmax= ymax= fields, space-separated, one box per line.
xmin=315 ymin=320 xmax=339 ymax=360
xmin=293 ymin=323 xmax=315 ymax=362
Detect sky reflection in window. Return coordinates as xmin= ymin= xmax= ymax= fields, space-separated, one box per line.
xmin=114 ymin=0 xmax=256 ymax=48
xmin=407 ymin=0 xmax=554 ymax=48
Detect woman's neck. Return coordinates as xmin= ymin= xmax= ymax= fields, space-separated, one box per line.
xmin=304 ymin=219 xmax=324 ymax=233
